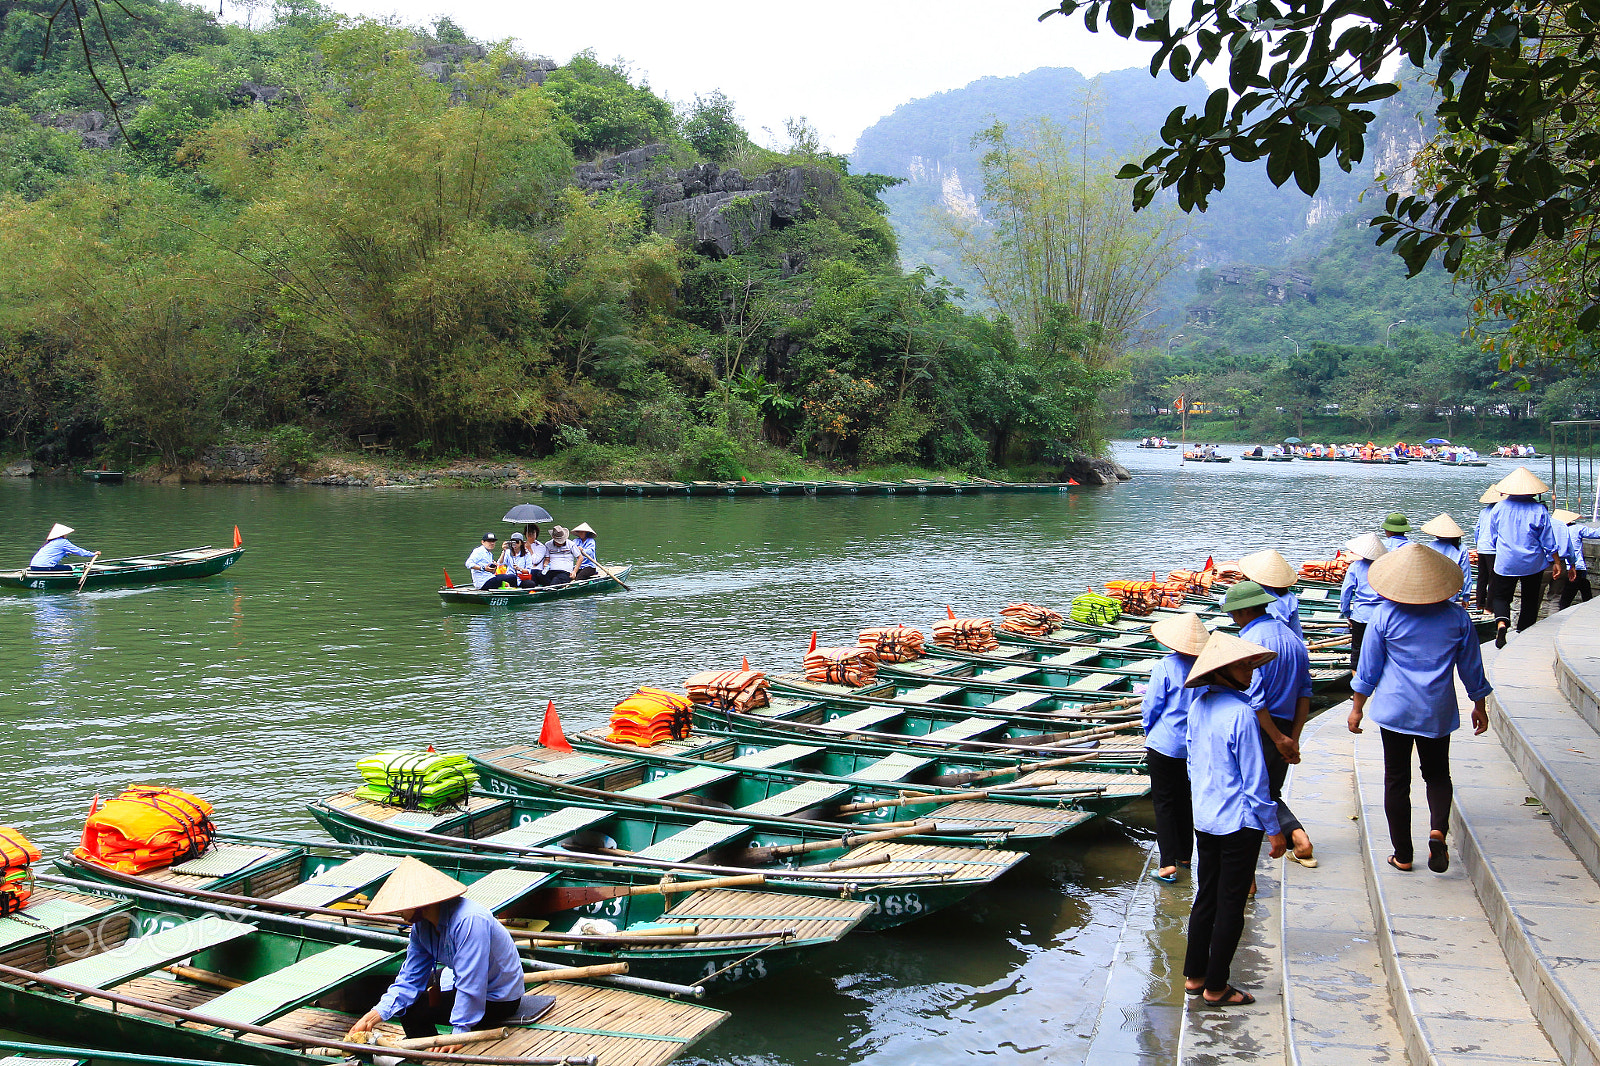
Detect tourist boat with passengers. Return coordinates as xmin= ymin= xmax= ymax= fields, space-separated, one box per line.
xmin=439 ymin=565 xmax=633 ymax=608
xmin=0 ymin=872 xmax=725 ymax=1066
xmin=308 ymin=789 xmax=1022 ymax=932
xmin=56 ymin=834 xmax=867 ymax=993
xmin=0 ymin=543 xmax=245 ymax=591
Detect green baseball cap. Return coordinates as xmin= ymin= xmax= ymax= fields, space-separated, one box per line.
xmin=1382 ymin=512 xmax=1411 ymax=533
xmin=1223 ymin=580 xmax=1274 ymax=612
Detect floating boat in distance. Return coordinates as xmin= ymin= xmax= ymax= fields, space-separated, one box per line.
xmin=537 ymin=479 xmax=1075 ymax=496
xmin=80 ymin=469 xmax=125 ymax=483
xmin=0 ymin=543 xmax=245 ymax=591
xmin=440 ymin=565 xmax=633 ymax=607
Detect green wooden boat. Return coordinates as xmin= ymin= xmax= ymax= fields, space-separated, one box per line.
xmin=309 ymin=790 xmax=1022 ymax=931
xmin=0 ymin=545 xmax=244 ymax=591
xmin=80 ymin=469 xmax=125 ymax=483
xmin=468 ymin=736 xmax=1096 ymax=850
xmin=439 ymin=566 xmax=632 ymax=607
xmin=3 ymin=874 xmax=726 ymax=1066
xmin=945 ymin=635 xmax=1351 ymax=673
xmin=56 ymin=835 xmax=868 ymax=993
xmin=0 ymin=1038 xmax=253 ymax=1066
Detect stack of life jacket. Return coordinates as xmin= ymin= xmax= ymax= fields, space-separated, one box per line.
xmin=1071 ymin=591 xmax=1122 ymax=626
xmin=1104 ymin=579 xmax=1186 ymax=616
xmin=804 ymin=646 xmax=880 ymax=687
xmin=1212 ymin=564 xmax=1250 ymax=583
xmin=997 ymin=603 xmax=1064 ymax=636
xmin=607 ymin=688 xmax=695 ymax=747
xmin=684 ymin=670 xmax=769 ymax=712
xmin=73 ymin=786 xmax=215 ymax=874
xmin=1298 ymin=555 xmax=1351 ymax=583
xmin=1166 ymin=568 xmax=1217 ymax=594
xmin=931 ymin=617 xmax=999 ymax=653
xmin=0 ymin=828 xmax=41 ymax=917
xmin=857 ymin=626 xmax=926 ymax=663
xmin=354 ymin=751 xmax=478 ymax=810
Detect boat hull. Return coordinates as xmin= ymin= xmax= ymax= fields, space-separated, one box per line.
xmin=440 ymin=565 xmax=633 ymax=607
xmin=0 ymin=546 xmax=244 ymax=591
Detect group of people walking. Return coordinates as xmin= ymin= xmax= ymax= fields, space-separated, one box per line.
xmin=1469 ymin=467 xmax=1595 ymax=642
xmin=465 ymin=523 xmax=601 ymax=590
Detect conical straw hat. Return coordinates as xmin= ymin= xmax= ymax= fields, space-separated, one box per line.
xmin=1496 ymin=466 xmax=1550 ymax=496
xmin=1479 ymin=486 xmax=1504 ymax=505
xmin=1238 ymin=549 xmax=1297 ymax=588
xmin=1553 ymin=509 xmax=1581 ymax=525
xmin=1419 ymin=513 xmax=1465 ymax=539
xmin=46 ymin=524 xmax=73 ymax=540
xmin=1343 ymin=533 xmax=1389 ymax=561
xmin=572 ymin=523 xmax=595 ymax=535
xmin=1150 ymin=612 xmax=1210 ymax=657
xmin=1184 ymin=631 xmax=1277 ymax=688
xmin=364 ymin=857 xmax=467 ymax=915
xmin=1366 ymin=543 xmax=1465 ymax=605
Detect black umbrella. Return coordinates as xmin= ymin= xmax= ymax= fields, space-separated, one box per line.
xmin=503 ymin=504 xmax=554 ymax=524
xmin=1283 ymin=436 xmax=1303 ymax=444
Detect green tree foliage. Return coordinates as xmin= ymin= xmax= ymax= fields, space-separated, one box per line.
xmin=540 ymin=51 xmax=676 ymax=158
xmin=682 ymin=90 xmax=745 ymax=162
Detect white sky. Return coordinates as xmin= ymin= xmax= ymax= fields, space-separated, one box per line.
xmin=305 ymin=0 xmax=1167 ymax=153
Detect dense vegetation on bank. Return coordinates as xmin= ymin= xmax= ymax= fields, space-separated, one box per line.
xmin=0 ymin=1 xmax=1123 ymax=479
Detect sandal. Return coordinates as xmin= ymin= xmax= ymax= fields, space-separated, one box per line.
xmin=1201 ymin=985 xmax=1256 ymax=1007
xmin=1290 ymin=852 xmax=1319 ymax=868
xmin=1495 ymin=623 xmax=1508 ymax=649
xmin=1184 ymin=984 xmax=1204 ymax=997
xmin=1152 ymin=869 xmax=1179 ymax=884
xmin=1387 ymin=856 xmax=1413 ymax=872
xmin=1428 ymin=836 xmax=1449 ymax=873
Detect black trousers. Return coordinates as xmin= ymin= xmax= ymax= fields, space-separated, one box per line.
xmin=1559 ymin=570 xmax=1594 ymax=609
xmin=1260 ymin=725 xmax=1304 ymax=838
xmin=1379 ymin=728 xmax=1452 ymax=866
xmin=397 ymin=992 xmax=521 ymax=1040
xmin=573 ymin=566 xmax=598 ymax=581
xmin=1475 ymin=553 xmax=1495 ymax=613
xmin=1348 ymin=620 xmax=1367 ymax=674
xmin=1185 ymin=826 xmax=1263 ymax=993
xmin=1490 ymin=571 xmax=1545 ymax=632
xmin=540 ymin=571 xmax=572 ymax=587
xmin=1145 ymin=748 xmax=1193 ymax=869
xmin=478 ymin=575 xmax=513 ymax=590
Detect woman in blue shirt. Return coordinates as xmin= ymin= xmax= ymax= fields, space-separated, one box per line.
xmin=1238 ymin=549 xmax=1303 ymax=641
xmin=1181 ymin=631 xmax=1287 ymax=1007
xmin=1420 ymin=513 xmax=1472 ymax=606
xmin=1486 ymin=467 xmax=1562 ymax=646
xmin=1553 ymin=509 xmax=1600 ymax=608
xmin=1472 ymin=487 xmax=1501 ymax=613
xmin=27 ymin=524 xmax=95 ymax=572
xmin=1141 ymin=612 xmax=1210 ymax=883
xmin=1348 ymin=544 xmax=1492 ymax=874
xmin=1339 ymin=533 xmax=1388 ymax=672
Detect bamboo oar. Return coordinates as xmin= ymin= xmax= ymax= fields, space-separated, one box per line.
xmin=530 ymin=872 xmax=766 ymax=911
xmin=802 ymin=851 xmax=891 ymax=872
xmin=509 ymin=926 xmax=797 ymax=948
xmin=835 ymin=788 xmax=996 ymax=814
xmin=1307 ymin=634 xmax=1351 ymax=650
xmin=75 ymin=551 xmax=100 ymax=593
xmin=931 ymin=748 xmax=1136 ymax=787
xmin=382 ymin=1029 xmax=511 ymax=1050
xmin=742 ymin=821 xmax=936 ymax=863
xmin=586 ymin=557 xmax=631 ymax=592
xmin=524 ymin=962 xmax=628 ymax=984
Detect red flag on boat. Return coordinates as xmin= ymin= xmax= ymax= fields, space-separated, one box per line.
xmin=79 ymin=794 xmax=100 ymax=851
xmin=442 ymin=569 xmax=455 ymax=589
xmin=945 ymin=605 xmax=955 ymax=619
xmin=808 ymin=630 xmax=818 ymax=653
xmin=539 ymin=700 xmax=573 ymax=752
xmin=1068 ymin=479 xmax=1080 ymax=485
xmin=742 ymin=657 xmax=750 ymax=671
xmin=1204 ymin=556 xmax=1215 ymax=570
xmin=232 ymin=526 xmax=243 ymax=548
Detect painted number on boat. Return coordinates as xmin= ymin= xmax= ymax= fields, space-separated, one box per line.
xmin=864 ymin=892 xmax=924 ymax=917
xmin=481 ymin=776 xmax=514 ymax=795
xmin=580 ymin=897 xmax=625 ymax=918
xmin=702 ymin=957 xmax=767 ymax=984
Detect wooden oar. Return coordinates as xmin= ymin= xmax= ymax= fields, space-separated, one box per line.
xmin=931 ymin=748 xmax=1136 ymax=787
xmin=741 ymin=821 xmax=936 ymax=863
xmin=75 ymin=551 xmax=100 ymax=593
xmin=523 ymin=962 xmax=628 ymax=984
xmin=528 ymin=872 xmax=765 ymax=912
xmin=586 ymin=556 xmax=631 ymax=591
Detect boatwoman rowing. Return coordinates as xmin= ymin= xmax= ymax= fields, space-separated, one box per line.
xmin=27 ymin=524 xmax=96 ymax=572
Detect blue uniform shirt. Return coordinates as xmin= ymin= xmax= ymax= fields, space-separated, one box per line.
xmin=28 ymin=538 xmax=94 ymax=569
xmin=1488 ymin=498 xmax=1558 ymax=577
xmin=1264 ymin=588 xmax=1304 ymax=641
xmin=572 ymin=534 xmax=597 ymax=570
xmin=1339 ymin=559 xmax=1384 ymax=623
xmin=1556 ymin=522 xmax=1600 ymax=572
xmin=1240 ymin=614 xmax=1313 ymax=727
xmin=375 ymin=897 xmax=525 ymax=1032
xmin=1351 ymin=600 xmax=1492 ymax=738
xmin=1473 ymin=504 xmax=1497 ymax=551
xmin=1426 ymin=540 xmax=1473 ymax=602
xmin=1141 ymin=651 xmax=1197 ymax=760
xmin=1383 ymin=533 xmax=1410 ymax=551
xmin=1185 ymin=683 xmax=1280 ymax=836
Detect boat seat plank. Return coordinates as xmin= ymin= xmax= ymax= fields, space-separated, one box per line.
xmin=1104 ymin=634 xmax=1150 ymax=647
xmin=0 ymin=900 xmax=105 ymax=950
xmin=891 ymin=684 xmax=963 ymax=704
xmin=481 ymin=807 xmax=612 ymax=847
xmin=824 ymin=707 xmax=905 ymax=731
xmin=461 ymin=869 xmax=557 ymax=912
xmin=1063 ymin=672 xmax=1122 ymax=692
xmin=621 ymin=766 xmax=738 ymax=800
xmin=737 ymin=781 xmax=850 ymax=818
xmin=977 ymin=666 xmax=1034 ymax=683
xmin=983 ymin=691 xmax=1052 ymax=713
xmin=848 ymin=752 xmax=934 ymax=783
xmin=632 ymin=821 xmax=751 ymax=862
xmin=1040 ymin=648 xmax=1097 ymax=666
xmin=170 ymin=846 xmax=275 ymax=879
xmin=45 ymin=916 xmax=256 ymax=989
xmin=923 ymin=717 xmax=1005 ymax=742
xmin=726 ymin=744 xmax=821 ymax=770
xmin=198 ymin=943 xmax=391 ymax=1026
xmin=516 ymin=754 xmax=619 ymax=779
xmin=270 ymin=854 xmax=405 ymax=909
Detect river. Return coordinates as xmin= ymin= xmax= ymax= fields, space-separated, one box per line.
xmin=0 ymin=442 xmax=1519 ymax=1063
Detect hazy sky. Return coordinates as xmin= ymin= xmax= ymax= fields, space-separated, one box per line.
xmin=308 ymin=0 xmax=1164 ymax=153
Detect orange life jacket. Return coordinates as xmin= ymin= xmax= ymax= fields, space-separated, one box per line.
xmin=607 ymin=688 xmax=694 ymax=747
xmin=0 ymin=827 xmax=41 ymax=917
xmin=73 ymin=786 xmax=215 ymax=874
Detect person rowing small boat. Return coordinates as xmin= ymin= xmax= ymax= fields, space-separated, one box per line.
xmin=26 ymin=523 xmax=95 ymax=574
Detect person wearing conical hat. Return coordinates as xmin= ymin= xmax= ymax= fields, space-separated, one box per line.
xmin=1142 ymin=613 xmax=1210 ymax=884
xmin=1380 ymin=513 xmax=1411 ymax=548
xmin=26 ymin=524 xmax=95 ymax=573
xmin=347 ymin=857 xmax=526 ymax=1048
xmin=570 ymin=522 xmax=599 ymax=581
xmin=1348 ymin=544 xmax=1492 ymax=874
xmin=1471 ymin=487 xmax=1503 ymax=614
xmin=1485 ymin=466 xmax=1562 ymax=646
xmin=1223 ymin=581 xmax=1316 ymax=866
xmin=1553 ymin=509 xmax=1600 ymax=609
xmin=1179 ymin=631 xmax=1287 ymax=1006
xmin=1238 ymin=549 xmax=1303 ymax=641
xmin=1339 ymin=534 xmax=1388 ymax=673
xmin=1419 ymin=514 xmax=1472 ymax=607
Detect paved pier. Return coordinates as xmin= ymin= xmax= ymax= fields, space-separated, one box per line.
xmin=1095 ymin=596 xmax=1600 ymax=1064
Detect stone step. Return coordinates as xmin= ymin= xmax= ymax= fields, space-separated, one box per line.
xmin=1554 ymin=598 xmax=1600 ymax=736
xmin=1351 ymin=715 xmax=1562 ymax=1065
